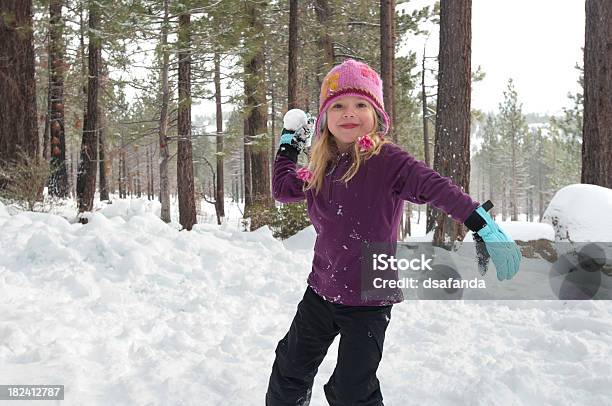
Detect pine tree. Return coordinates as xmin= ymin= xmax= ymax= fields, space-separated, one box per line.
xmin=431 ymin=0 xmax=472 ymax=246
xmin=243 ymin=0 xmax=274 ymax=231
xmin=47 ymin=0 xmax=69 ymax=197
xmin=496 ymin=79 xmax=529 ymax=221
xmin=479 ymin=113 xmax=502 ymax=218
xmin=176 ymin=4 xmax=197 ymax=230
xmin=380 ymin=0 xmax=396 ymax=142
xmin=158 ymin=0 xmax=172 ymax=222
xmin=582 ymin=0 xmax=612 ymax=187
xmin=0 ymin=0 xmax=39 ymax=173
xmin=76 ymin=0 xmax=101 ymax=219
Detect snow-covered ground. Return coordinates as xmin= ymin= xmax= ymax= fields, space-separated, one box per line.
xmin=1 ymin=190 xmax=611 ymax=405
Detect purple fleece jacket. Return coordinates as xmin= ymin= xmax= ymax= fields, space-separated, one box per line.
xmin=272 ymin=142 xmax=479 ymax=306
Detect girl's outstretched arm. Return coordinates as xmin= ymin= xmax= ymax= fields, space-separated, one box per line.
xmin=386 ymin=144 xmax=478 ymax=223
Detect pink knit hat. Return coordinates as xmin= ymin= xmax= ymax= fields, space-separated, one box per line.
xmin=315 ymin=59 xmax=390 ymax=139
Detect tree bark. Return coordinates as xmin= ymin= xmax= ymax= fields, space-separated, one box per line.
xmin=135 ymin=144 xmax=141 ymax=198
xmin=214 ymin=51 xmax=225 ymax=221
xmin=47 ymin=0 xmax=68 ymax=197
xmin=582 ymin=0 xmax=612 ymax=187
xmin=120 ymin=137 xmax=127 ymax=198
xmin=421 ymin=46 xmax=431 ymax=167
xmin=288 ymin=0 xmax=299 ymax=109
xmin=380 ymin=0 xmax=396 ymax=141
xmin=268 ymin=59 xmax=277 ymax=177
xmin=431 ymin=0 xmax=472 ymax=247
xmin=98 ymin=104 xmax=109 ymax=201
xmin=159 ymin=0 xmax=171 ymax=222
xmin=0 ymin=0 xmax=39 ymax=174
xmin=117 ymin=147 xmax=122 ymax=198
xmin=244 ymin=0 xmax=274 ymax=230
xmin=177 ymin=9 xmax=197 ymax=230
xmin=76 ymin=0 xmax=100 ymax=218
xmin=241 ymin=135 xmax=249 ymax=208
xmin=314 ymin=0 xmax=335 ymax=90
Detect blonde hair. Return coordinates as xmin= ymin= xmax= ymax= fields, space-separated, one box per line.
xmin=304 ymin=106 xmax=389 ymax=195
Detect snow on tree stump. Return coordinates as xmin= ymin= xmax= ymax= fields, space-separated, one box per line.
xmin=542 ymin=184 xmax=612 ymax=276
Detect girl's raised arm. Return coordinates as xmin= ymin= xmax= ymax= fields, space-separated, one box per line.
xmin=272 ymin=109 xmax=313 ymax=203
xmin=272 ymin=150 xmax=306 ymax=203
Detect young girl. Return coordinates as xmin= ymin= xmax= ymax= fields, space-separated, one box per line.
xmin=266 ymin=59 xmax=521 ymax=406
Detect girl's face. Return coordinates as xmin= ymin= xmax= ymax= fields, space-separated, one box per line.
xmin=326 ymin=96 xmax=376 ymax=152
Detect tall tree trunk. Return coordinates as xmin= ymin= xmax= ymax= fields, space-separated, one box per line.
xmin=118 ymin=145 xmax=124 ymax=198
xmin=510 ymin=129 xmax=518 ymax=220
xmin=244 ymin=0 xmax=273 ymax=231
xmin=135 ymin=144 xmax=141 ymax=198
xmin=314 ymin=0 xmax=334 ymax=90
xmin=44 ymin=86 xmax=50 ymax=162
xmin=268 ymin=59 xmax=276 ymax=176
xmin=76 ymin=0 xmax=100 ymax=218
xmin=431 ymin=0 xmax=472 ymax=248
xmin=501 ymin=178 xmax=507 ymax=221
xmin=159 ymin=0 xmax=171 ymax=222
xmin=214 ymin=51 xmax=225 ymax=222
xmin=381 ymin=0 xmax=402 ymax=238
xmin=150 ymin=144 xmax=155 ymax=199
xmin=70 ymin=147 xmax=75 ymax=197
xmin=537 ymin=133 xmax=544 ymax=220
xmin=243 ymin=120 xmax=252 ymax=211
xmin=147 ymin=145 xmax=153 ymax=200
xmin=380 ymin=0 xmax=396 ymax=142
xmin=288 ymin=0 xmax=299 ymax=109
xmin=98 ymin=104 xmax=109 ymax=201
xmin=98 ymin=57 xmax=109 ymax=201
xmin=582 ymin=0 xmax=612 ymax=187
xmin=121 ymin=138 xmax=127 ymax=199
xmin=177 ymin=9 xmax=197 ymax=230
xmin=0 ymin=0 xmax=39 ymax=174
xmin=43 ymin=7 xmax=53 ymax=163
xmin=145 ymin=145 xmax=150 ymax=200
xmin=47 ymin=0 xmax=68 ymax=197
xmin=421 ymin=45 xmax=431 ymax=167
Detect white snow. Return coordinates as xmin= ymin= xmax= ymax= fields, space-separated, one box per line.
xmin=463 ymin=220 xmax=555 ymax=242
xmin=0 ymin=201 xmax=8 ymax=218
xmin=0 ymin=194 xmax=611 ymax=405
xmin=283 ymin=108 xmax=308 ymax=131
xmin=542 ymin=184 xmax=612 ymax=242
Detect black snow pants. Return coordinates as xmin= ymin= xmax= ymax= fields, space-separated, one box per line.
xmin=265 ymin=286 xmax=392 ymax=406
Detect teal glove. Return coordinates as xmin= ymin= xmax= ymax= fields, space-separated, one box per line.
xmin=279 ymin=109 xmax=315 ymax=153
xmin=474 ymin=206 xmax=522 ymax=281
xmin=277 ymin=109 xmax=315 ymax=162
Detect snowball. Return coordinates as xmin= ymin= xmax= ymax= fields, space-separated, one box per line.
xmin=283 ymin=109 xmax=307 ymax=131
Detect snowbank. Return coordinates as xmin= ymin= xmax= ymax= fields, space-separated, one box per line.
xmin=96 ymin=198 xmax=162 ymax=221
xmin=282 ymin=225 xmax=316 ymax=252
xmin=0 ymin=200 xmax=8 ymax=218
xmin=0 ymin=198 xmax=611 ymax=405
xmin=543 ymin=184 xmax=612 ymax=242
